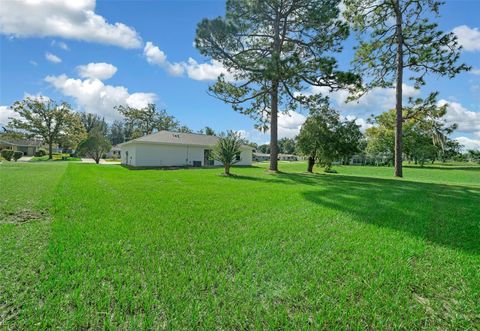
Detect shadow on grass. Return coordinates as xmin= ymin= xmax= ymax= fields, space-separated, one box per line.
xmin=121 ymin=165 xmax=262 ymax=171
xmin=404 ymin=165 xmax=480 ymax=171
xmin=232 ymin=171 xmax=480 ymax=255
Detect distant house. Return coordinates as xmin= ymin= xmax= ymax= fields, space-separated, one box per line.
xmin=106 ymin=145 xmax=121 ymax=159
xmin=0 ymin=139 xmax=42 ymax=156
xmin=278 ymin=153 xmax=300 ymax=161
xmin=119 ymin=131 xmax=253 ymax=167
xmin=253 ymin=152 xmax=303 ymax=162
xmin=253 ymin=152 xmax=270 ymax=162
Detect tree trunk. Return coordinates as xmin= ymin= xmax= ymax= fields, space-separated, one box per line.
xmin=394 ymin=0 xmax=404 ymax=178
xmin=48 ymin=141 xmax=53 ymax=160
xmin=269 ymin=81 xmax=279 ymax=172
xmin=225 ymin=164 xmax=230 ymax=175
xmin=307 ymin=156 xmax=315 ymax=173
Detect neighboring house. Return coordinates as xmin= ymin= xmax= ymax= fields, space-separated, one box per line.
xmin=278 ymin=153 xmax=300 ymax=161
xmin=119 ymin=131 xmax=253 ymax=167
xmin=0 ymin=139 xmax=42 ymax=156
xmin=253 ymin=152 xmax=303 ymax=162
xmin=106 ymin=145 xmax=121 ymax=159
xmin=253 ymin=152 xmax=270 ymax=162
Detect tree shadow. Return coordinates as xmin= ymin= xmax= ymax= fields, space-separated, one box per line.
xmin=299 ymin=175 xmax=480 ymax=255
xmin=231 ymin=171 xmax=480 ymax=255
xmin=404 ymin=165 xmax=480 ymax=171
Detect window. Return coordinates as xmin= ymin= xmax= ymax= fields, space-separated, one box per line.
xmin=235 ymin=152 xmax=241 ymax=161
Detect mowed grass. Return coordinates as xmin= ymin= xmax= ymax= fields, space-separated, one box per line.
xmin=0 ymin=162 xmax=479 ymax=329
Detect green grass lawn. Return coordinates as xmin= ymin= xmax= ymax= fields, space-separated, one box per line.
xmin=30 ymin=153 xmax=82 ymax=162
xmin=1 ymin=162 xmax=479 ymax=329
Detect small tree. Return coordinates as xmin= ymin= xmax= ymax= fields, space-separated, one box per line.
xmin=212 ymin=131 xmax=243 ymax=176
xmin=1 ymin=150 xmax=14 ymax=161
xmin=13 ymin=151 xmax=23 ymax=162
xmin=77 ymin=129 xmax=112 ymax=164
xmin=297 ymin=106 xmax=362 ymax=172
xmin=8 ymin=97 xmax=81 ymax=159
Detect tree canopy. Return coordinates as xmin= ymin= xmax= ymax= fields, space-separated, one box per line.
xmin=7 ymin=97 xmax=85 ymax=159
xmin=297 ymin=106 xmax=362 ymax=172
xmin=115 ymin=103 xmax=180 ymax=137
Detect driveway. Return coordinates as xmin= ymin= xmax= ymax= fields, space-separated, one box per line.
xmin=81 ymin=158 xmax=120 ymax=165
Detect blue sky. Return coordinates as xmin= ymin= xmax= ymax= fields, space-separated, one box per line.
xmin=0 ymin=0 xmax=479 ymax=148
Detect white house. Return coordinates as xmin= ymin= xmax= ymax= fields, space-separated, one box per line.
xmin=119 ymin=131 xmax=253 ymax=167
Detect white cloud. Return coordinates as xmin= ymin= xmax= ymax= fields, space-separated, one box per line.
xmin=29 ymin=60 xmax=38 ymax=66
xmin=277 ymin=111 xmax=307 ymax=139
xmin=144 ymin=41 xmax=234 ymax=81
xmin=455 ymin=137 xmax=480 ymax=151
xmin=345 ymin=115 xmax=373 ymax=132
xmin=471 ymin=68 xmax=480 ymax=75
xmin=452 ymin=25 xmax=480 ymax=52
xmin=144 ymin=42 xmax=185 ymax=76
xmin=51 ymin=40 xmax=69 ymax=51
xmin=45 ymin=52 xmax=62 ymax=64
xmin=45 ymin=74 xmax=156 ymax=121
xmin=0 ymin=105 xmax=19 ymax=126
xmin=184 ymin=58 xmax=234 ymax=81
xmin=77 ymin=62 xmax=118 ymax=80
xmin=438 ymin=99 xmax=480 ymax=134
xmin=311 ymin=83 xmax=419 ymax=116
xmin=0 ymin=0 xmax=141 ymax=49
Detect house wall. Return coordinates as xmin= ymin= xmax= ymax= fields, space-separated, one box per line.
xmin=121 ymin=143 xmax=252 ymax=167
xmin=121 ymin=144 xmax=137 ymax=166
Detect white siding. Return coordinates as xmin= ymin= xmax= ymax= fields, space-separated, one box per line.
xmin=121 ymin=142 xmax=252 ymax=167
xmin=121 ymin=144 xmax=137 ymax=166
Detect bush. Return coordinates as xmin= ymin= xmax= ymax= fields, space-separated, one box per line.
xmin=13 ymin=151 xmax=24 ymax=161
xmin=1 ymin=150 xmax=15 ymax=161
xmin=35 ymin=148 xmax=47 ymax=157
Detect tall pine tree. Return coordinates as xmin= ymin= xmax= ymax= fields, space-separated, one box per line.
xmin=344 ymin=0 xmax=469 ymax=177
xmin=195 ymin=0 xmax=357 ymax=171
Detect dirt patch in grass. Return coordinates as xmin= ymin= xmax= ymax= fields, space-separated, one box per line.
xmin=0 ymin=209 xmax=49 ymax=224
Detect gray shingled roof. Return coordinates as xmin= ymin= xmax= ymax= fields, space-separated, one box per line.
xmin=120 ymin=131 xmax=252 ymax=149
xmin=0 ymin=139 xmax=43 ymax=147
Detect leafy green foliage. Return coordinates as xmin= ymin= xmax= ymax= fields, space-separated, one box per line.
xmin=278 ymin=137 xmax=296 ymax=154
xmin=1 ymin=149 xmax=14 ymax=161
xmin=115 ymin=103 xmax=180 ymax=137
xmin=7 ymin=97 xmax=86 ymax=159
xmin=13 ymin=151 xmax=23 ymax=161
xmin=366 ymin=97 xmax=459 ymax=166
xmin=297 ymin=106 xmax=362 ymax=171
xmin=80 ymin=113 xmax=108 ymax=135
xmin=77 ymin=129 xmax=112 ymax=164
xmin=212 ymin=131 xmax=243 ymax=175
xmin=34 ymin=148 xmax=47 ymax=157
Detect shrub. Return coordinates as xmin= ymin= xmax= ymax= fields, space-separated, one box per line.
xmin=13 ymin=151 xmax=24 ymax=161
xmin=35 ymin=148 xmax=47 ymax=157
xmin=1 ymin=150 xmax=15 ymax=161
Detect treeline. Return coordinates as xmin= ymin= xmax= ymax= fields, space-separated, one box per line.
xmin=253 ymin=103 xmax=478 ymax=172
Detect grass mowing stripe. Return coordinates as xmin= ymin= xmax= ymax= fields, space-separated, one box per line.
xmin=0 ymin=162 xmax=68 ymax=327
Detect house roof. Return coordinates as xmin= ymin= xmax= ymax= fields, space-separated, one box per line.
xmin=253 ymin=152 xmax=270 ymax=157
xmin=0 ymin=139 xmax=43 ymax=147
xmin=119 ymin=131 xmax=253 ymax=149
